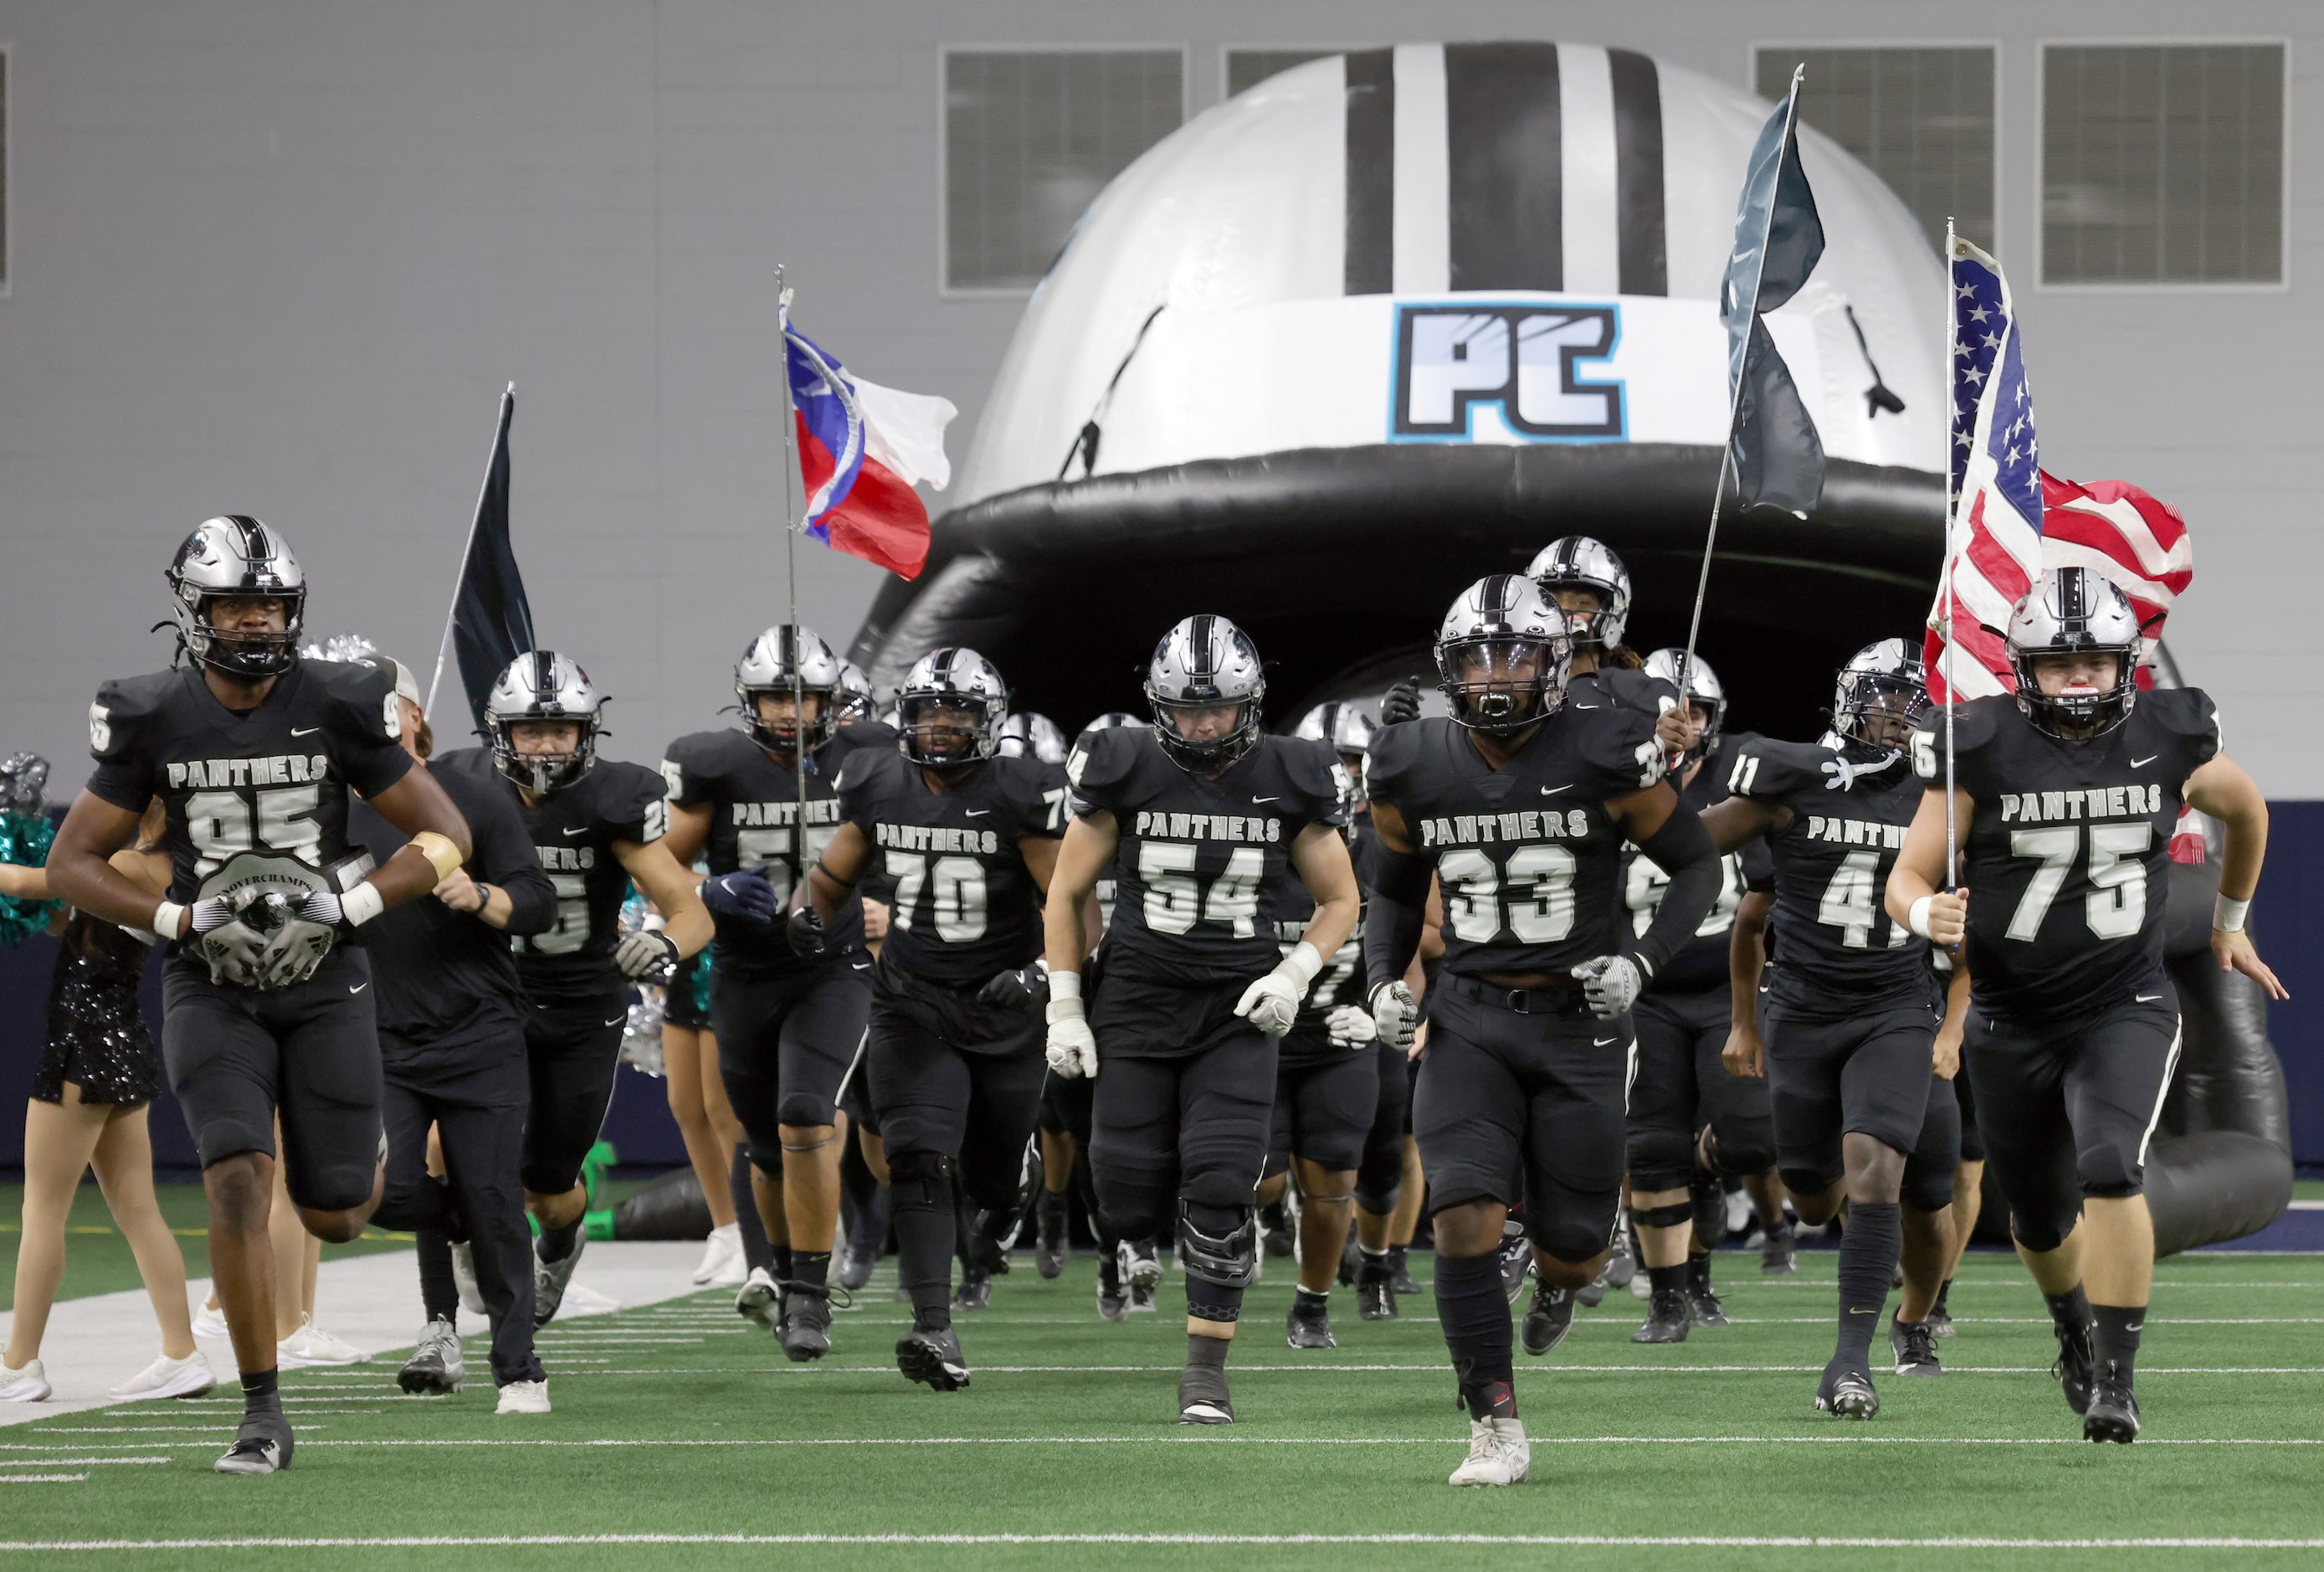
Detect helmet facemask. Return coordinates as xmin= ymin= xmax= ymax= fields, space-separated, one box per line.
xmin=2012 ymin=648 xmax=2136 ymax=741
xmin=900 ymin=691 xmax=999 ymax=769
xmin=178 ymin=588 xmax=306 ymax=680
xmin=1437 ymin=633 xmax=1571 ymax=735
xmin=1834 ymin=670 xmax=1932 ymax=755
xmin=490 ymin=715 xmax=599 ymax=794
xmin=1147 ymin=690 xmax=1264 ymax=771
xmin=741 ymin=686 xmax=834 ymax=755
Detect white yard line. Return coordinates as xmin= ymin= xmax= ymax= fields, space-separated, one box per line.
xmin=3 ymin=1532 xmax=2321 ymax=1550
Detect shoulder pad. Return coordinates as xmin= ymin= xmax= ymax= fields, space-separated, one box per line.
xmin=309 ymin=659 xmax=403 ymax=747
xmin=1358 ymin=717 xmax=1434 ymax=806
xmin=2143 ymin=686 xmax=2219 ymax=738
xmin=1274 ymin=735 xmax=1352 ymax=821
xmin=1582 ymin=666 xmax=1676 ymax=717
xmin=1575 ymin=701 xmax=1667 ymax=792
xmin=87 ymin=671 xmax=177 ymax=763
xmin=1726 ymin=736 xmax=1843 ymax=799
xmin=834 ymin=740 xmax=900 ymax=799
xmin=1065 ymin=723 xmax=1143 ymax=806
xmin=660 ymin=729 xmax=741 ymax=804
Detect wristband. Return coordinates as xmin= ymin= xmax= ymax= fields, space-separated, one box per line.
xmin=1049 ymin=970 xmax=1081 ymax=1002
xmin=644 ymin=912 xmax=668 ymax=932
xmin=2214 ymin=894 xmax=2250 ymax=933
xmin=1907 ymin=895 xmax=1935 ymax=940
xmin=1280 ymin=940 xmax=1323 ymax=987
xmin=152 ymin=901 xmax=187 ymax=941
xmin=340 ymin=881 xmax=386 ymax=927
xmin=409 ymin=830 xmax=464 ymax=882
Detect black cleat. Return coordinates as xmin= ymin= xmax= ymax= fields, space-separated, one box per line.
xmin=1577 ymin=1269 xmax=1607 ymax=1308
xmin=2082 ymin=1361 xmax=2140 ymax=1443
xmin=1685 ymin=1259 xmax=1727 ymax=1328
xmin=1760 ymin=1221 xmax=1798 ymax=1277
xmin=1926 ymin=1279 xmax=1955 ymax=1338
xmin=1603 ymin=1222 xmax=1638 ymax=1292
xmin=1034 ymin=1190 xmax=1070 ymax=1280
xmin=1357 ymin=1278 xmax=1398 ymax=1321
xmin=954 ymin=1266 xmax=993 ymax=1313
xmin=1632 ymin=1289 xmax=1690 ymax=1344
xmin=895 ymin=1326 xmax=971 ymax=1391
xmin=1690 ymin=1173 xmax=1728 ymax=1251
xmin=777 ymin=1283 xmax=833 ymax=1363
xmin=1496 ymin=1225 xmax=1533 ymax=1304
xmin=1127 ymin=1280 xmax=1158 ymax=1314
xmin=1095 ymin=1254 xmax=1128 ymax=1323
xmin=1817 ymin=1362 xmax=1880 ymax=1420
xmin=2052 ymin=1314 xmax=2097 ymax=1416
xmin=1521 ymin=1281 xmax=1576 ymax=1357
xmin=213 ymin=1410 xmax=294 ymax=1475
xmin=1178 ymin=1364 xmax=1234 ymax=1425
xmin=838 ymin=1236 xmax=879 ymax=1292
xmin=1120 ymin=1238 xmax=1163 ymax=1292
xmin=1337 ymin=1232 xmax=1362 ymax=1287
xmin=1286 ymin=1299 xmax=1336 ymax=1350
xmin=1890 ymin=1316 xmax=1942 ymax=1377
xmin=1388 ymin=1245 xmax=1420 ymax=1297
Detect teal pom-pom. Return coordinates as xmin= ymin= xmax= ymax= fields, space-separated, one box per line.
xmin=0 ymin=809 xmax=62 ymax=947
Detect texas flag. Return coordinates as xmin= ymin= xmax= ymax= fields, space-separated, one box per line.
xmin=784 ymin=319 xmax=957 ymax=580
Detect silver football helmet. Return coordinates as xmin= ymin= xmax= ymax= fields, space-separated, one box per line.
xmin=1294 ymin=701 xmax=1378 ymax=759
xmin=166 ymin=516 xmax=307 ymax=679
xmin=1526 ymin=535 xmax=1632 ymax=651
xmin=836 ymin=661 xmax=877 ymax=726
xmin=1435 ymin=575 xmax=1574 ymax=734
xmin=1642 ymin=648 xmax=1728 ymax=763
xmin=1145 ymin=615 xmax=1266 ymax=771
xmin=1833 ymin=639 xmax=1932 ymax=753
xmin=997 ymin=712 xmax=1070 ymax=765
xmin=895 ymin=647 xmax=1009 ymax=768
xmin=736 ymin=625 xmax=845 ymax=753
xmin=2008 ymin=567 xmax=2142 ymax=740
xmin=485 ymin=651 xmax=604 ymax=794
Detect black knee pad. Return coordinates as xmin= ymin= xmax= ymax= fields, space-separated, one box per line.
xmin=1706 ymin=1121 xmax=1778 ymax=1179
xmin=1094 ymin=1169 xmax=1170 ymax=1244
xmin=1781 ymin=1164 xmax=1840 ymax=1203
xmin=1901 ymin=1164 xmax=1957 ymax=1215
xmin=1631 ymin=1199 xmax=1693 ymax=1231
xmin=745 ymin=1139 xmax=784 ymax=1180
xmin=1178 ymin=1201 xmax=1258 ymax=1290
xmin=1355 ymin=1178 xmax=1400 ymax=1215
xmin=775 ymin=1092 xmax=838 ymax=1130
xmin=2008 ymin=1201 xmax=2076 ymax=1255
xmin=1530 ymin=1218 xmax=1611 ymax=1266
xmin=2076 ymin=1144 xmax=2144 ymax=1200
xmin=290 ymin=1160 xmax=376 ymax=1216
xmin=888 ymin=1148 xmax=955 ymax=1212
xmin=1626 ymin=1130 xmax=1696 ymax=1196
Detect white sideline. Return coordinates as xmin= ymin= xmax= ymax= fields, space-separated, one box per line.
xmin=3 ymin=1533 xmax=2322 ymax=1551
xmin=0 ymin=1241 xmax=706 ymax=1429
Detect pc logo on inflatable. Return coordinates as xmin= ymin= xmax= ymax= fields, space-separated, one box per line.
xmin=1391 ymin=303 xmax=1625 ymax=443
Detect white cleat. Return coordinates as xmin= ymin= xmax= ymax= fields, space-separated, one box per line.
xmin=495 ymin=1379 xmax=552 ymax=1415
xmin=451 ymin=1240 xmax=487 ymax=1317
xmin=278 ymin=1313 xmax=367 ymax=1369
xmin=736 ymin=1266 xmax=782 ymax=1332
xmin=1448 ymin=1416 xmax=1531 ymax=1487
xmin=108 ymin=1350 xmax=217 ymax=1401
xmin=0 ymin=1359 xmax=50 ymax=1404
xmin=693 ymin=1223 xmax=742 ymax=1286
xmin=192 ymin=1301 xmax=229 ymax=1340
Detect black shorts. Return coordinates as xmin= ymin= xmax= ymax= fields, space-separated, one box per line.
xmin=1040 ymin=1071 xmax=1093 ymax=1142
xmin=1762 ymin=994 xmax=1941 ymax=1194
xmin=161 ymin=948 xmax=382 ymax=1213
xmin=867 ymin=969 xmax=1045 ymax=1210
xmin=1964 ymin=980 xmax=2180 ymax=1253
xmin=711 ymin=959 xmax=873 ymax=1172
xmin=1952 ymin=1070 xmax=1983 ymax=1164
xmin=1626 ymin=984 xmax=1777 ymax=1189
xmin=1269 ymin=1036 xmax=1379 ymax=1174
xmin=520 ymin=990 xmax=628 ymax=1195
xmin=1413 ymin=976 xmax=1631 ymax=1263
xmin=1090 ymin=954 xmax=1275 ymax=1063
xmin=664 ymin=952 xmax=712 ymax=1031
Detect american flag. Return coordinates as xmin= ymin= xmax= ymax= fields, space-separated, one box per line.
xmin=1924 ymin=236 xmax=2043 ymax=703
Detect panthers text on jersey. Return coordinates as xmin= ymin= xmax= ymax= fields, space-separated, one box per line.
xmin=84 ymin=660 xmax=412 ymax=919
xmin=1623 ymin=734 xmax=1767 ymax=992
xmin=838 ymin=747 xmax=1068 ymax=983
xmin=1921 ymin=689 xmax=2219 ymax=1022
xmin=438 ymin=747 xmax=668 ymax=994
xmin=1067 ymin=727 xmax=1350 ymax=984
xmin=1728 ymin=734 xmax=1931 ymax=1011
xmin=1364 ymin=705 xmax=1667 ymax=979
xmin=662 ymin=722 xmax=895 ymax=981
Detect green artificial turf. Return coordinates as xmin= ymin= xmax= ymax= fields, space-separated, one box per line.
xmin=0 ymin=1245 xmax=2317 ymax=1569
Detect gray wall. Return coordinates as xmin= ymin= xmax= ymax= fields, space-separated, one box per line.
xmin=0 ymin=2 xmax=2315 ymax=789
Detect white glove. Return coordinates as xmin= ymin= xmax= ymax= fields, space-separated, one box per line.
xmin=1571 ymin=954 xmax=1644 ymax=1020
xmin=257 ymin=917 xmax=338 ymax=990
xmin=1235 ymin=942 xmax=1323 ymax=1038
xmin=1326 ymin=1003 xmax=1378 ymax=1050
xmin=615 ymin=928 xmax=680 ymax=980
xmin=1044 ymin=971 xmax=1098 ymax=1079
xmin=196 ymin=917 xmax=271 ymax=987
xmin=1369 ymin=979 xmax=1418 ymax=1049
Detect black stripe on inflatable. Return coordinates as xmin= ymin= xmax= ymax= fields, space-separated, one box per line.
xmin=1445 ymin=42 xmax=1561 ymax=292
xmin=1608 ymin=48 xmax=1667 ymax=297
xmin=1342 ymin=49 xmax=1395 ymax=295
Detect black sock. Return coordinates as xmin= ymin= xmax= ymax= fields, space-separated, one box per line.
xmin=417 ymin=1227 xmax=458 ymax=1323
xmin=2044 ymin=1284 xmax=2094 ymax=1336
xmin=893 ymin=1179 xmax=956 ymax=1331
xmin=791 ymin=1250 xmax=831 ymax=1294
xmin=536 ymin=1215 xmax=582 ymax=1265
xmin=729 ymin=1148 xmax=775 ymax=1277
xmin=1648 ymin=1262 xmax=1688 ymax=1297
xmin=2091 ymin=1302 xmax=2145 ymax=1377
xmin=1834 ymin=1201 xmax=1901 ymax=1372
xmin=240 ymin=1366 xmax=281 ymax=1416
xmin=1434 ymin=1250 xmax=1514 ymax=1420
xmin=1295 ymin=1286 xmax=1330 ymax=1316
xmin=1186 ymin=1331 xmax=1229 ymax=1369
xmin=1933 ymin=1277 xmax=1953 ymax=1316
xmin=1686 ymin=1254 xmax=1712 ymax=1292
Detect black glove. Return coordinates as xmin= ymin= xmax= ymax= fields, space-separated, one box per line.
xmin=700 ymin=867 xmax=777 ymax=924
xmin=977 ymin=960 xmax=1050 ymax=1009
xmin=1380 ymin=678 xmax=1423 ymax=727
xmin=785 ymin=905 xmax=828 ymax=959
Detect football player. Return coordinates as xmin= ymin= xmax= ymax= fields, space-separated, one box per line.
xmin=439 ymin=653 xmax=714 ymax=1323
xmin=790 ymin=648 xmax=1067 ymax=1389
xmin=49 ymin=518 xmax=476 ymax=1474
xmin=661 ymin=627 xmax=895 ymax=1360
xmin=1885 ymin=568 xmax=2284 ymax=1442
xmin=1609 ymin=650 xmax=1784 ymax=1349
xmin=1364 ymin=577 xmax=1723 ymax=1487
xmin=1703 ymin=640 xmax=1961 ymax=1419
xmin=1044 ymin=618 xmax=1360 ymax=1424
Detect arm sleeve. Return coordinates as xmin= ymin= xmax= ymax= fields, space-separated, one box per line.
xmin=83 ymin=680 xmax=156 ymax=811
xmin=468 ymin=785 xmax=556 ymax=938
xmin=1630 ymin=801 xmax=1721 ymax=979
xmin=1360 ymin=839 xmax=1434 ymax=991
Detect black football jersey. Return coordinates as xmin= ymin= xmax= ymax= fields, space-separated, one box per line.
xmin=1570 ymin=664 xmax=1679 ymax=718
xmin=662 ymin=722 xmax=895 ymax=980
xmin=437 ymin=747 xmax=667 ymax=995
xmin=1068 ymin=729 xmax=1351 ymax=984
xmin=1727 ymin=734 xmax=1929 ymax=1010
xmin=838 ymin=748 xmax=1068 ymax=983
xmin=1621 ymin=734 xmax=1767 ymax=993
xmin=84 ymin=660 xmax=413 ymax=912
xmin=1922 ymin=690 xmax=2219 ymax=1022
xmin=1364 ymin=706 xmax=1666 ymax=979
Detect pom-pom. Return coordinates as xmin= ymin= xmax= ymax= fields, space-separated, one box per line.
xmin=0 ymin=807 xmax=62 ymax=947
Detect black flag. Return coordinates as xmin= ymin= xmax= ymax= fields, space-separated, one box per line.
xmin=1719 ymin=73 xmax=1827 ymax=518
xmin=436 ymin=386 xmax=534 ymax=736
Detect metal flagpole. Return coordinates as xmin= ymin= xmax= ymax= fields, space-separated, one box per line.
xmin=1941 ymin=221 xmax=1960 ymax=886
xmin=424 ymin=382 xmax=516 ymax=721
xmin=776 ymin=267 xmax=810 ymax=888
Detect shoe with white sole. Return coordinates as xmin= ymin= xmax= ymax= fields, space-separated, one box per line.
xmin=0 ymin=1359 xmax=50 ymax=1403
xmin=277 ymin=1313 xmax=366 ymax=1369
xmin=451 ymin=1240 xmax=486 ymax=1318
xmin=495 ymin=1379 xmax=551 ymax=1415
xmin=192 ymin=1302 xmax=229 ymax=1340
xmin=736 ymin=1266 xmax=782 ymax=1333
xmin=398 ymin=1318 xmax=465 ymax=1395
xmin=1448 ymin=1415 xmax=1530 ymax=1487
xmin=532 ymin=1236 xmax=587 ymax=1328
xmin=108 ymin=1351 xmax=217 ymax=1401
xmin=693 ymin=1223 xmax=741 ymax=1286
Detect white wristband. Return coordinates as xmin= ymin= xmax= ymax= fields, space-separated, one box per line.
xmin=1049 ymin=970 xmax=1081 ymax=1002
xmin=643 ymin=912 xmax=668 ymax=932
xmin=1280 ymin=940 xmax=1324 ymax=987
xmin=2214 ymin=894 xmax=2250 ymax=933
xmin=1907 ymin=895 xmax=1935 ymax=940
xmin=152 ymin=902 xmax=187 ymax=941
xmin=340 ymin=881 xmax=386 ymax=928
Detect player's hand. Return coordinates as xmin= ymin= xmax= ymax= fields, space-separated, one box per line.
xmin=433 ymin=867 xmax=485 ymax=913
xmin=1368 ymin=979 xmax=1418 ymax=1050
xmin=1326 ymin=1003 xmax=1377 ymax=1050
xmin=700 ymin=867 xmax=777 ymax=924
xmin=256 ymin=917 xmax=336 ymax=990
xmin=977 ymin=960 xmax=1049 ymax=1009
xmin=1721 ymin=1022 xmax=1765 ymax=1079
xmin=1379 ymin=679 xmax=1423 ymax=727
xmin=616 ymin=927 xmax=680 ymax=980
xmin=860 ymin=897 xmax=891 ymax=942
xmin=196 ymin=915 xmax=269 ymax=987
xmin=2212 ymin=926 xmax=2289 ymax=1001
xmin=785 ymin=905 xmax=828 ymax=958
xmin=1044 ymin=997 xmax=1099 ymax=1079
xmin=1922 ymin=889 xmax=1967 ymax=948
xmin=1234 ymin=963 xmax=1308 ymax=1037
xmin=183 ymin=895 xmax=238 ymax=938
xmin=1655 ymin=703 xmax=1696 ymax=763
xmin=1572 ymin=954 xmax=1643 ymax=1020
